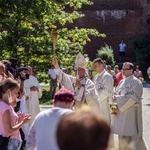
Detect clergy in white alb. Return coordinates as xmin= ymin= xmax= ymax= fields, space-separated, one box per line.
xmin=112 ymin=62 xmax=146 ymax=150
xmin=93 ymin=58 xmax=114 ymax=124
xmin=52 ymin=53 xmax=100 ymax=111
xmin=24 ymin=67 xmax=42 ymax=126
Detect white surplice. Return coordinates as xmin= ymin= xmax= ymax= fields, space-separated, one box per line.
xmin=55 ymin=68 xmax=100 ymax=111
xmin=17 ymin=93 xmax=30 ymax=140
xmin=24 ymin=75 xmax=42 ymax=126
xmin=93 ymin=70 xmax=114 ymax=124
xmin=111 ymin=75 xmax=146 ymax=150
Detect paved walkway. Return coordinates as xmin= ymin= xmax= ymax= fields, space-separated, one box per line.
xmin=142 ymin=84 xmax=150 ymax=149
xmin=40 ymin=84 xmax=150 ymax=149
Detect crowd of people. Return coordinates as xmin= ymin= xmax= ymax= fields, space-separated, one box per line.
xmin=49 ymin=53 xmax=146 ymax=150
xmin=0 ymin=58 xmax=42 ymax=149
xmin=0 ymin=54 xmax=148 ymax=150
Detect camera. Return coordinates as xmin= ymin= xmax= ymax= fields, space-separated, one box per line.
xmin=3 ymin=58 xmax=29 ymax=81
xmin=15 ymin=67 xmax=29 ymax=81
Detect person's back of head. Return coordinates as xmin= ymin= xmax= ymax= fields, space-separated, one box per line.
xmin=57 ymin=107 xmax=110 ymax=150
xmin=53 ymin=88 xmax=75 ymax=108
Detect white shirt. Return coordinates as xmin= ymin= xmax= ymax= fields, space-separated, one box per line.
xmin=147 ymin=67 xmax=150 ymax=78
xmin=119 ymin=43 xmax=126 ymax=52
xmin=147 ymin=67 xmax=150 ymax=73
xmin=26 ymin=107 xmax=73 ymax=150
xmin=48 ymin=69 xmax=57 ymax=80
xmin=17 ymin=93 xmax=30 ymax=140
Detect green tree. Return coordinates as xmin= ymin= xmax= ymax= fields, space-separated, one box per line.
xmin=0 ymin=0 xmax=105 ymax=82
xmin=97 ymin=44 xmax=115 ymax=66
xmin=133 ymin=35 xmax=150 ymax=79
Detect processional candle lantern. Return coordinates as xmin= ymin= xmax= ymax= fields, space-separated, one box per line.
xmin=51 ymin=31 xmax=58 ymax=55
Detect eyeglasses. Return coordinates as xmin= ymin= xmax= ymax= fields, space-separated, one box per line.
xmin=122 ymin=68 xmax=131 ymax=71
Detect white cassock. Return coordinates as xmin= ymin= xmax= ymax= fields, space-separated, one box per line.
xmin=93 ymin=70 xmax=114 ymax=124
xmin=55 ymin=68 xmax=100 ymax=111
xmin=111 ymin=75 xmax=146 ymax=150
xmin=17 ymin=93 xmax=30 ymax=140
xmin=24 ymin=75 xmax=42 ymax=126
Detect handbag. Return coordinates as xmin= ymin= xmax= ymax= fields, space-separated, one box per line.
xmin=0 ymin=135 xmax=10 ymax=150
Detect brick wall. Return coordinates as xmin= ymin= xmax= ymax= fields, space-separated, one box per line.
xmin=83 ymin=0 xmax=142 ymax=10
xmin=66 ymin=0 xmax=150 ymax=62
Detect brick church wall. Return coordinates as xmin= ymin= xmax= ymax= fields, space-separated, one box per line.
xmin=66 ymin=0 xmax=150 ymax=62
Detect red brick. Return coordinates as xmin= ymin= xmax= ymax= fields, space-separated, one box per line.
xmin=66 ymin=0 xmax=150 ymax=62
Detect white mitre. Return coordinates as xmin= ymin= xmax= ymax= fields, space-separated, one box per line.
xmin=74 ymin=52 xmax=89 ymax=70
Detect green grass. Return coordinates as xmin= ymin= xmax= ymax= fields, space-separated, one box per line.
xmin=39 ymin=85 xmax=53 ymax=105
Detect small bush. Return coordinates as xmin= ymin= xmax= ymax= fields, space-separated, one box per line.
xmin=97 ymin=44 xmax=115 ymax=66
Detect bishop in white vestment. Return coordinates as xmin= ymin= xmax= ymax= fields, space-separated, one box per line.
xmin=52 ymin=53 xmax=100 ymax=111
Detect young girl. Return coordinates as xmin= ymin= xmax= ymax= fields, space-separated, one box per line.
xmin=0 ymin=78 xmax=31 ymax=150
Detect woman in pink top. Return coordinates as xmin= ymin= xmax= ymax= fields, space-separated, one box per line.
xmin=0 ymin=78 xmax=31 ymax=150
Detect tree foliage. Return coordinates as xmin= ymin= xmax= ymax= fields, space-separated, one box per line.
xmin=97 ymin=44 xmax=115 ymax=66
xmin=133 ymin=35 xmax=150 ymax=79
xmin=0 ymin=0 xmax=105 ymax=82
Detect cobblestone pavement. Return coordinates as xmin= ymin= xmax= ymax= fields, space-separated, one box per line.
xmin=40 ymin=84 xmax=150 ymax=149
xmin=142 ymin=84 xmax=150 ymax=149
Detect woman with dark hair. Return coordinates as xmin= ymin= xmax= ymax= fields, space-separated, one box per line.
xmin=0 ymin=78 xmax=31 ymax=150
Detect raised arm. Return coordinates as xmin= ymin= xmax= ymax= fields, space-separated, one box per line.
xmin=52 ymin=57 xmax=59 ymax=69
